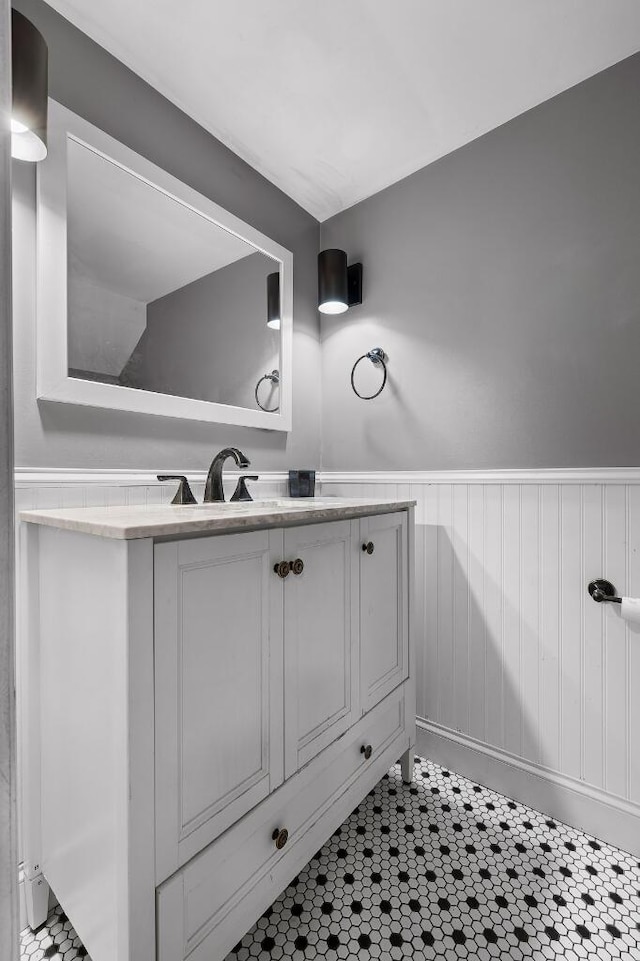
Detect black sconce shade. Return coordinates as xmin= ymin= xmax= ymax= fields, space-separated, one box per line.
xmin=318 ymin=248 xmax=348 ymax=314
xmin=267 ymin=271 xmax=281 ymax=329
xmin=318 ymin=249 xmax=362 ymax=315
xmin=11 ymin=10 xmax=48 ymax=162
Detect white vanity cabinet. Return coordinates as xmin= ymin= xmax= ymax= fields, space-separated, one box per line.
xmin=21 ymin=500 xmax=414 ymax=961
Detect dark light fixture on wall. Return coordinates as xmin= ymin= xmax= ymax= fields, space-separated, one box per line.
xmin=266 ymin=271 xmax=280 ymax=329
xmin=317 ymin=248 xmax=362 ymax=315
xmin=11 ymin=10 xmax=48 ymax=162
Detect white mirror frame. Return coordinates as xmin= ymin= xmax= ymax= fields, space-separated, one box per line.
xmin=37 ymin=100 xmax=293 ymax=431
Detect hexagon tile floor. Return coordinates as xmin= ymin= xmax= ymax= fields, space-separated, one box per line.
xmin=21 ymin=757 xmax=640 ymax=961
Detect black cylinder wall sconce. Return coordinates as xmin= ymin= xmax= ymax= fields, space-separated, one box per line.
xmin=318 ymin=249 xmax=362 ymax=315
xmin=266 ymin=271 xmax=280 ymax=329
xmin=11 ymin=10 xmax=49 ymax=162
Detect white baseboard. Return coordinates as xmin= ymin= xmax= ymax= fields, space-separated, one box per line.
xmin=18 ymin=868 xmax=25 ymax=933
xmin=417 ymin=718 xmax=640 ymax=856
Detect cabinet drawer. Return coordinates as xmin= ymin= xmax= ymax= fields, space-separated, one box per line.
xmin=157 ymin=685 xmax=409 ymax=961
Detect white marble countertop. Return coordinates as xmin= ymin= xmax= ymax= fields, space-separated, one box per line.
xmin=20 ymin=497 xmax=415 ymax=540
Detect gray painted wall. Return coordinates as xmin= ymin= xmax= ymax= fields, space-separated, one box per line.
xmin=1 ymin=2 xmax=18 ymax=957
xmin=12 ymin=0 xmax=321 ymax=471
xmin=124 ymin=252 xmax=280 ymax=411
xmin=320 ymin=53 xmax=640 ymax=470
xmin=11 ymin=2 xmax=640 ymax=480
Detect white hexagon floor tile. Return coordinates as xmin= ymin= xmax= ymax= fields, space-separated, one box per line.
xmin=20 ymin=757 xmax=640 ymax=960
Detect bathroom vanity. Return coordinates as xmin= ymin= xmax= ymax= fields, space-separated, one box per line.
xmin=20 ymin=497 xmax=415 ymax=961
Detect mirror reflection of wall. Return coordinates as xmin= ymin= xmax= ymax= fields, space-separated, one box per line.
xmin=66 ymin=137 xmax=281 ymax=411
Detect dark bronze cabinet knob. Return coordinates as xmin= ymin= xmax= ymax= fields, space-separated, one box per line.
xmin=272 ymin=827 xmax=289 ymax=849
xmin=360 ymin=744 xmax=373 ymax=760
xmin=274 ymin=561 xmax=291 ymax=579
xmin=362 ymin=541 xmax=374 ymax=555
xmin=291 ymin=558 xmax=304 ymax=576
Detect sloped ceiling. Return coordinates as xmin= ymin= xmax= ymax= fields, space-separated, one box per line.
xmin=45 ymin=0 xmax=640 ymax=221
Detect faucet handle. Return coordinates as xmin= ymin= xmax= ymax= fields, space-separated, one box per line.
xmin=230 ymin=475 xmax=259 ymax=502
xmin=157 ymin=475 xmax=197 ymax=505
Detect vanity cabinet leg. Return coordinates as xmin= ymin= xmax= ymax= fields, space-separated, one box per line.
xmin=400 ymin=744 xmax=415 ymax=784
xmin=25 ymin=873 xmax=50 ymax=930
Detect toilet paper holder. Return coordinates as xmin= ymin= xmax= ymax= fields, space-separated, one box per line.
xmin=588 ymin=579 xmax=622 ymax=604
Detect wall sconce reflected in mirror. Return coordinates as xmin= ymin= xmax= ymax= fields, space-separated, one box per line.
xmin=266 ymin=271 xmax=280 ymax=329
xmin=11 ymin=10 xmax=49 ymax=162
xmin=318 ymin=249 xmax=362 ymax=315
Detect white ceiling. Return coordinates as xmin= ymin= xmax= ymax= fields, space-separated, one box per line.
xmin=46 ymin=0 xmax=640 ymax=222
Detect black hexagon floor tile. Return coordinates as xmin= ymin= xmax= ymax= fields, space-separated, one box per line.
xmin=20 ymin=757 xmax=640 ymax=960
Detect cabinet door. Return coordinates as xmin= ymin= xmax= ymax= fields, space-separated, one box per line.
xmin=154 ymin=530 xmax=284 ymax=882
xmin=283 ymin=519 xmax=358 ymax=778
xmin=360 ymin=511 xmax=408 ymax=714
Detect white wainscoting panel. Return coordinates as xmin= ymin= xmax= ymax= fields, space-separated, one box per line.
xmin=15 ymin=466 xmax=640 ymax=903
xmin=319 ymin=471 xmax=640 ymax=851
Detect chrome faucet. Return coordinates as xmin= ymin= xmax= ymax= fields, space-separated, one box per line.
xmin=204 ymin=447 xmax=251 ymax=502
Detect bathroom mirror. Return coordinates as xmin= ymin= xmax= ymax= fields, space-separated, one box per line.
xmin=37 ymin=101 xmax=293 ymax=429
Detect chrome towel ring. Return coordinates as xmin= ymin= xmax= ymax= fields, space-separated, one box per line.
xmin=255 ymin=369 xmax=280 ymax=412
xmin=351 ymin=347 xmax=387 ymax=400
